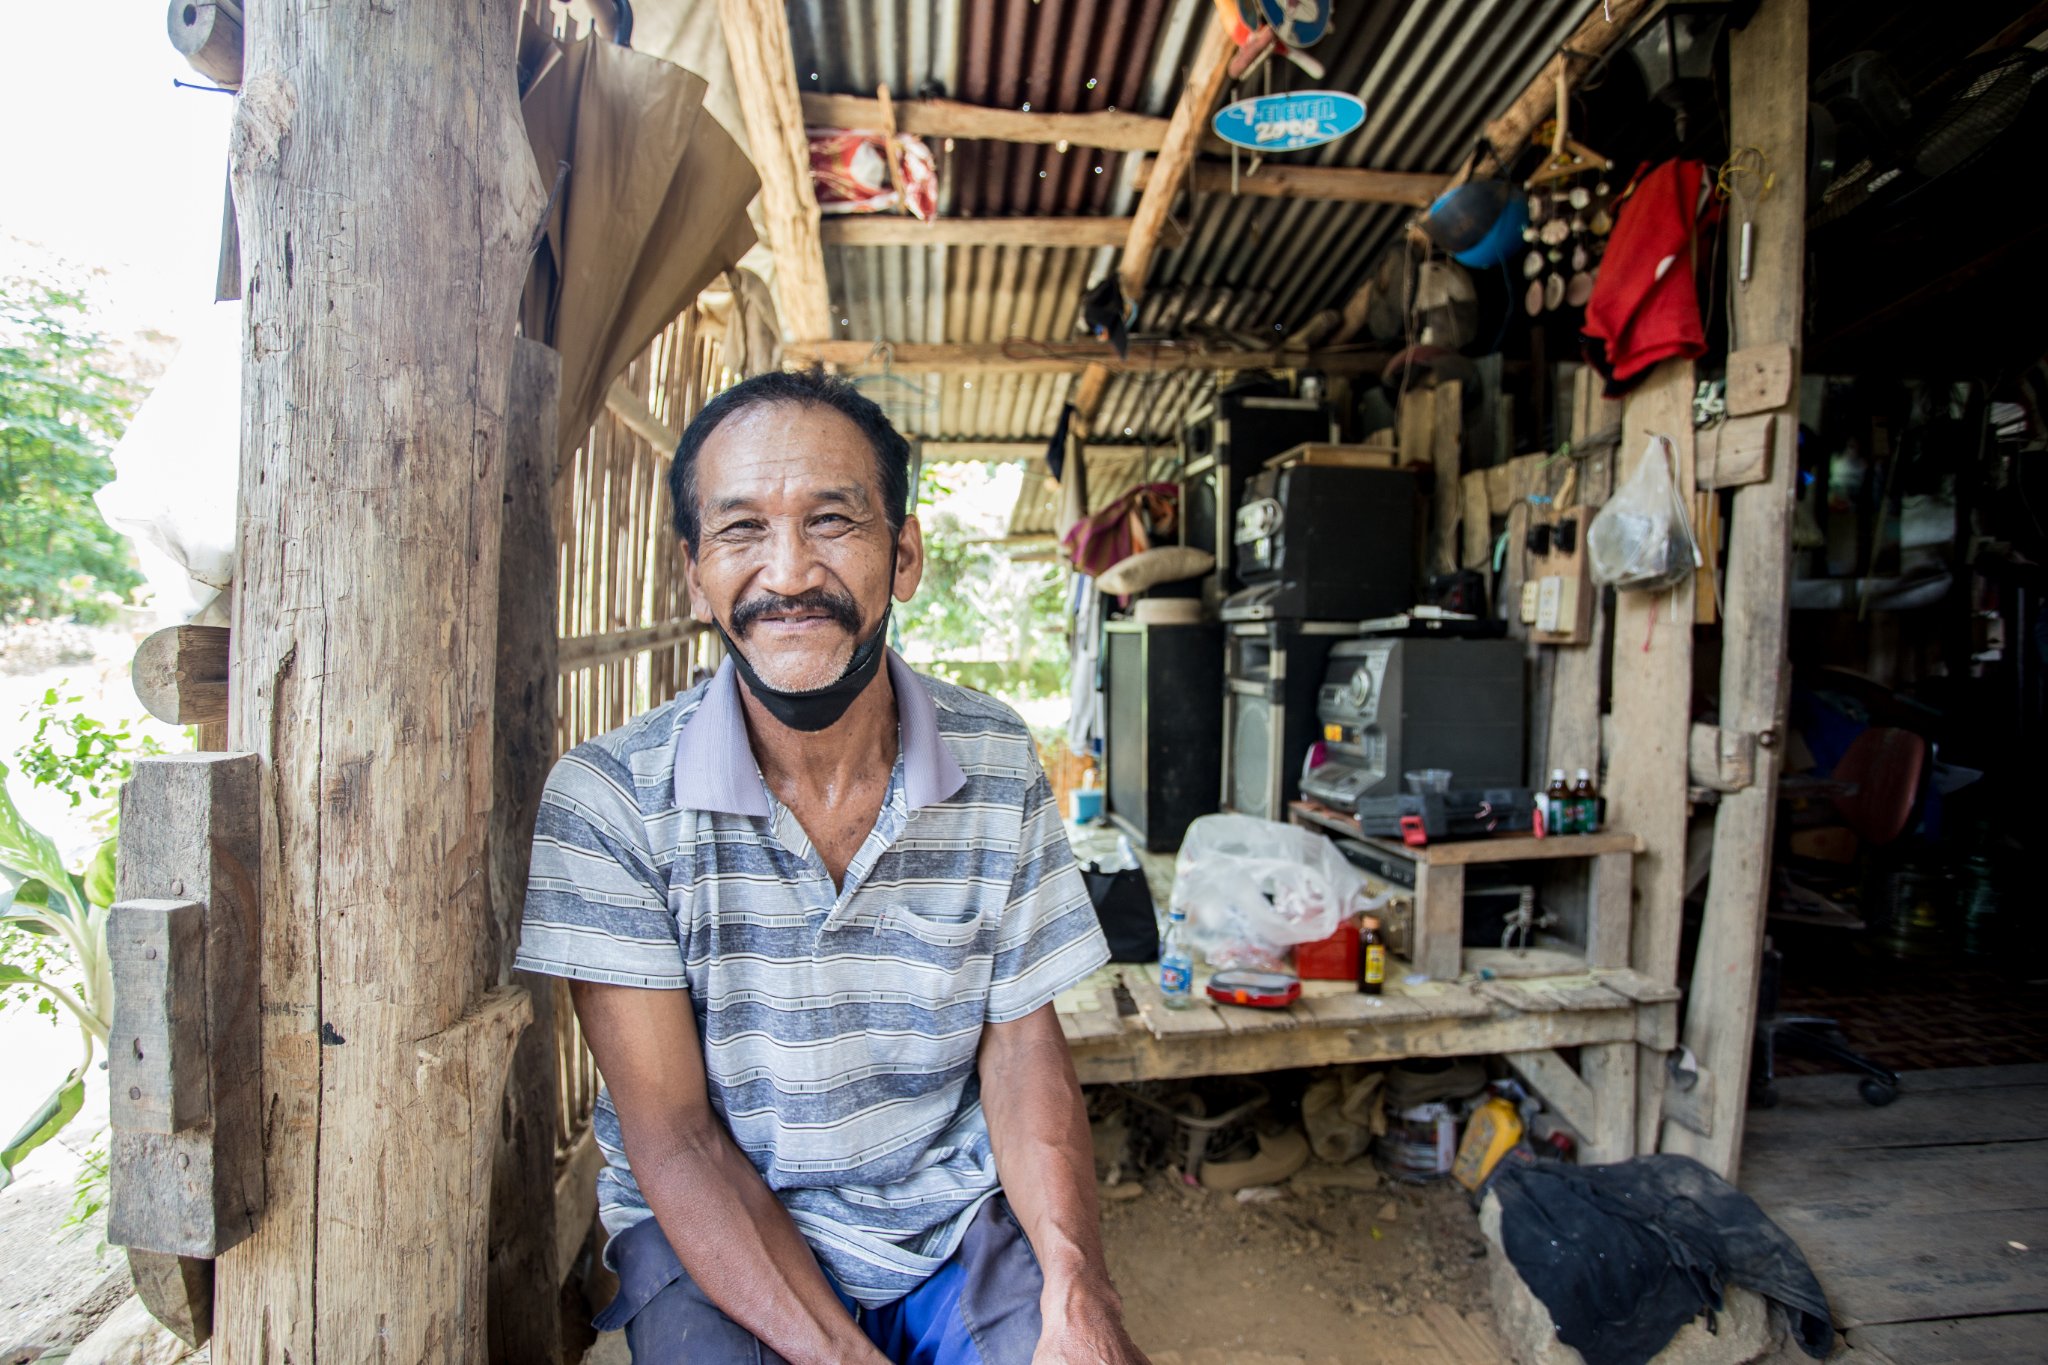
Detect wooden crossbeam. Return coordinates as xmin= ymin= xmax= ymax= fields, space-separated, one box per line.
xmin=1135 ymin=156 xmax=1446 ymax=207
xmin=784 ymin=339 xmax=1388 ymax=376
xmin=799 ymin=93 xmax=1170 ymax=153
xmin=820 ymin=216 xmax=1145 ymax=248
xmin=718 ymin=0 xmax=834 ymax=340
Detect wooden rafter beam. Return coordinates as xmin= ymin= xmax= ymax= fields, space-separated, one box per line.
xmin=718 ymin=0 xmax=834 ymax=340
xmin=820 ymin=216 xmax=1175 ymax=249
xmin=799 ymin=93 xmax=1171 ymax=153
xmin=1479 ymin=0 xmax=1649 ymax=171
xmin=918 ymin=440 xmax=1052 ymax=463
xmin=1077 ymin=12 xmax=1236 ymax=429
xmin=1135 ymin=156 xmax=1447 ymax=207
xmin=786 ymin=339 xmax=1388 ymax=376
xmin=1331 ymin=0 xmax=1648 ymax=344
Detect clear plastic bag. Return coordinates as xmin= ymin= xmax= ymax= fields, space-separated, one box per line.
xmin=1586 ymin=435 xmax=1702 ymax=591
xmin=1169 ymin=815 xmax=1374 ymax=971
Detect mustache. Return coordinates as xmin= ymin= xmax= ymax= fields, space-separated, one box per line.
xmin=728 ymin=587 xmax=864 ymax=638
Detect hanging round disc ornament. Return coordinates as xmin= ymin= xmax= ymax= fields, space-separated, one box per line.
xmin=1213 ymin=89 xmax=1366 ymax=152
xmin=1256 ymin=0 xmax=1333 ymax=47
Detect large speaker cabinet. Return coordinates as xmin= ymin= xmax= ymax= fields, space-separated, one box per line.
xmin=1222 ymin=620 xmax=1356 ymax=822
xmin=1104 ymin=621 xmax=1224 ymax=851
xmin=1181 ymin=385 xmax=1333 ymax=608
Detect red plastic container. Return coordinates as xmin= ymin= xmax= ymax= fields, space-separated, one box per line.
xmin=1293 ymin=918 xmax=1361 ymax=981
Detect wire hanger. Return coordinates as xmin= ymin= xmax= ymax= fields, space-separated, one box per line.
xmin=1525 ymin=67 xmax=1612 ymax=189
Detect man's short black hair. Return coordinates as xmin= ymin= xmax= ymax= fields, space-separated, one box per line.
xmin=668 ymin=369 xmax=911 ymax=552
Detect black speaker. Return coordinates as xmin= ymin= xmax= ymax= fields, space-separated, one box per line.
xmin=1104 ymin=621 xmax=1224 ymax=850
xmin=1181 ymin=382 xmax=1334 ymax=607
xmin=1221 ymin=621 xmax=1354 ymax=821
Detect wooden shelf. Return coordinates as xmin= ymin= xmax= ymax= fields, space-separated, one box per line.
xmin=1288 ymin=800 xmax=1641 ymax=983
xmin=1288 ymin=800 xmax=1641 ymax=863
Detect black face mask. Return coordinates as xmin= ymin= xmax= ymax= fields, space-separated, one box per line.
xmin=717 ymin=602 xmax=893 ymax=733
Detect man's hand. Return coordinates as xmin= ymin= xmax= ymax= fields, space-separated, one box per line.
xmin=1034 ymin=1278 xmax=1150 ymax=1365
xmin=978 ymin=1005 xmax=1149 ymax=1365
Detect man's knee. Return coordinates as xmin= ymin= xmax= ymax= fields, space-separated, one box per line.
xmin=598 ymin=1217 xmax=790 ymax=1365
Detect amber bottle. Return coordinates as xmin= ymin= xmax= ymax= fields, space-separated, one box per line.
xmin=1359 ymin=915 xmax=1386 ymax=995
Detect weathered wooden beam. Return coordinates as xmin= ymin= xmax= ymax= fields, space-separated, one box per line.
xmin=919 ymin=440 xmax=1050 ymax=463
xmin=820 ymin=215 xmax=1146 ymax=248
xmin=1505 ymin=1049 xmax=1597 ymax=1143
xmin=131 ymin=625 xmax=229 ymax=727
xmin=1120 ymin=19 xmax=1233 ymax=306
xmin=786 ymin=339 xmax=1387 ymax=376
xmin=560 ymin=618 xmax=703 ymax=670
xmin=1664 ymin=0 xmax=1809 ymax=1181
xmin=1605 ymin=360 xmax=1699 ymax=1159
xmin=106 ymin=753 xmax=263 ymax=1346
xmin=606 ymin=377 xmax=681 ymax=454
xmin=487 ymin=338 xmax=564 ymax=1363
xmin=1078 ymin=11 xmax=1234 ymax=428
xmin=1479 ymin=0 xmax=1650 ymax=169
xmin=167 ymin=0 xmax=243 ymax=87
xmin=719 ymin=0 xmax=834 ymax=339
xmin=800 ymin=92 xmax=1173 ymax=153
xmin=1135 ymin=156 xmax=1446 ymax=207
xmin=216 ymin=0 xmax=546 ymax=1354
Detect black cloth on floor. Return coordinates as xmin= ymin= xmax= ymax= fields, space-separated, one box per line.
xmin=1492 ymin=1153 xmax=1833 ymax=1365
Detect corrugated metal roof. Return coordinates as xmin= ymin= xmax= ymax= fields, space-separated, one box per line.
xmin=793 ymin=0 xmax=1593 ymax=443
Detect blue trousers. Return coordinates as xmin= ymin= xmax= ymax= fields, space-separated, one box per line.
xmin=593 ymin=1196 xmax=1044 ymax=1364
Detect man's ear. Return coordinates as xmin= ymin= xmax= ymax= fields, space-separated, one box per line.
xmin=681 ymin=542 xmax=715 ymax=624
xmin=892 ymin=515 xmax=926 ymax=604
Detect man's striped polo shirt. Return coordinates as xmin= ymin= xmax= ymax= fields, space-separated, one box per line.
xmin=513 ymin=651 xmax=1110 ymax=1307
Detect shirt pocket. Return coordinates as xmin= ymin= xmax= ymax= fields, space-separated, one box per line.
xmin=886 ymin=902 xmax=985 ymax=948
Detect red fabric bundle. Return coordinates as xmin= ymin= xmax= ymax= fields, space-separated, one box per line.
xmin=1583 ymin=159 xmax=1715 ymax=394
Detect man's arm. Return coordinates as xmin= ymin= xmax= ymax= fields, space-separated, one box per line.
xmin=572 ymin=980 xmax=887 ymax=1365
xmin=979 ymin=1003 xmax=1147 ymax=1365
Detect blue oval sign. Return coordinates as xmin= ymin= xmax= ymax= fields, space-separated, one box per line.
xmin=1212 ymin=90 xmax=1365 ymax=152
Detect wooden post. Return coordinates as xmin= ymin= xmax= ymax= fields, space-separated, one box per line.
xmin=216 ymin=3 xmax=543 ymax=1359
xmin=1602 ymin=359 xmax=1697 ymax=1156
xmin=487 ymin=338 xmax=567 ymax=1361
xmin=718 ymin=0 xmax=834 ymax=340
xmin=107 ymin=752 xmax=263 ymax=1347
xmin=1412 ymin=863 xmax=1465 ymax=982
xmin=1662 ymin=0 xmax=1809 ymax=1178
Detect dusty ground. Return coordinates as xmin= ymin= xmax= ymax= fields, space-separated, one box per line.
xmin=1101 ymin=1165 xmax=1497 ymax=1360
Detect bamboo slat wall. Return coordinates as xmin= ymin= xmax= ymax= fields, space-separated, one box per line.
xmin=549 ymin=302 xmax=731 ymax=1161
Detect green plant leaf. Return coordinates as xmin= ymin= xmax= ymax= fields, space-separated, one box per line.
xmin=0 ymin=764 xmax=82 ymax=921
xmin=0 ymin=963 xmax=34 ymax=985
xmin=0 ymin=1072 xmax=85 ymax=1191
xmin=82 ymin=841 xmax=115 ymax=911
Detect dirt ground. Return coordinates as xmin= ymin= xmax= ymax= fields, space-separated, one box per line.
xmin=1100 ymin=1164 xmax=1499 ymax=1360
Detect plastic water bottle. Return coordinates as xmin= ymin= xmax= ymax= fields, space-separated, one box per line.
xmin=1159 ymin=907 xmax=1195 ymax=1010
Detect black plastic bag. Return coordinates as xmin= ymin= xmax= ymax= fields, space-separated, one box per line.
xmin=1080 ymin=862 xmax=1158 ymax=962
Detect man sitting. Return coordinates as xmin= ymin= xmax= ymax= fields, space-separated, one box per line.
xmin=515 ymin=370 xmax=1146 ymax=1364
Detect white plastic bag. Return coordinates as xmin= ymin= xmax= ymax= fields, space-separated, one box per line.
xmin=1586 ymin=435 xmax=1702 ymax=591
xmin=1169 ymin=815 xmax=1373 ymax=971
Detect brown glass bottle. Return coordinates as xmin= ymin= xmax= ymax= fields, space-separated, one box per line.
xmin=1359 ymin=915 xmax=1386 ymax=995
xmin=1572 ymin=768 xmax=1598 ymax=834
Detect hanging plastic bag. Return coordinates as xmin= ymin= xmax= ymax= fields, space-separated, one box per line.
xmin=1586 ymin=434 xmax=1702 ymax=591
xmin=1169 ymin=815 xmax=1375 ymax=971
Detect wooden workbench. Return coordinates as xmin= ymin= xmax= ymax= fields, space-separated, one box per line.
xmin=1287 ymin=800 xmax=1643 ymax=981
xmin=1053 ymin=959 xmax=1679 ymax=1163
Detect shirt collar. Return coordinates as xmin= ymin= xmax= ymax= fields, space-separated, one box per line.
xmin=672 ymin=650 xmax=967 ymax=817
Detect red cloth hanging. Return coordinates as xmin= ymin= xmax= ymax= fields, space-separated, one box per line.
xmin=1582 ymin=159 xmax=1716 ymax=395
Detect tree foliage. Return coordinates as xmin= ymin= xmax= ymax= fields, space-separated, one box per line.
xmin=898 ymin=467 xmax=1069 ymax=701
xmin=0 ymin=276 xmax=139 ymax=623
